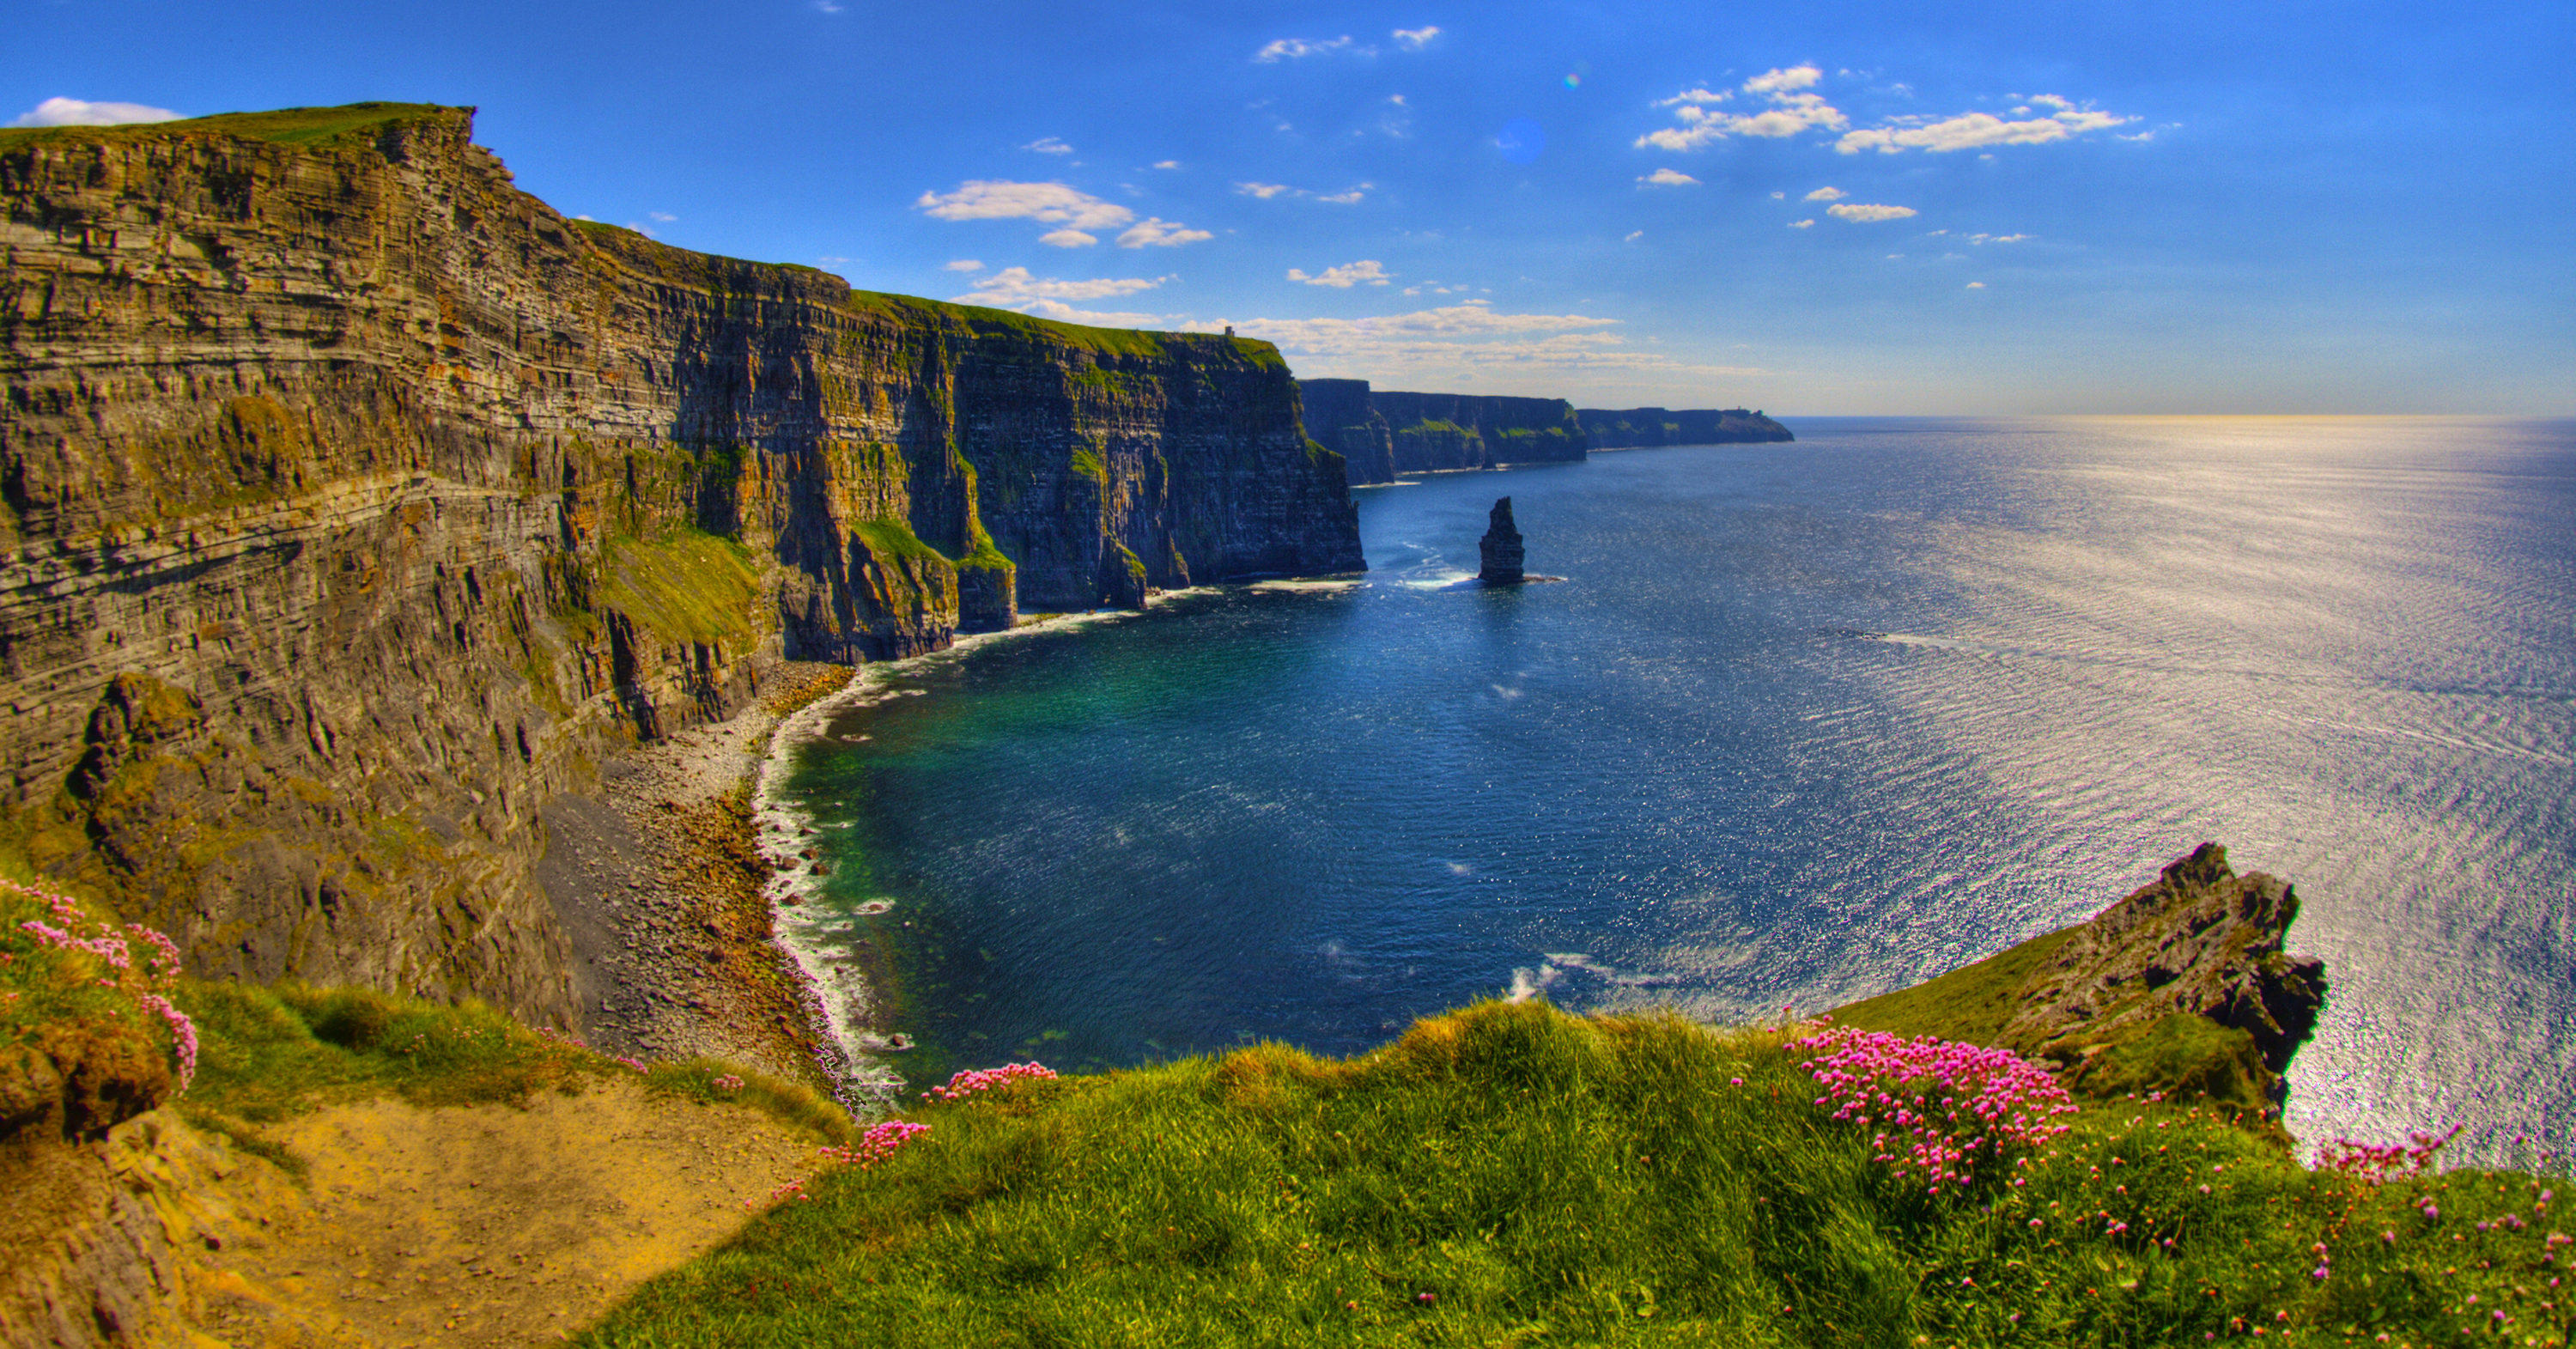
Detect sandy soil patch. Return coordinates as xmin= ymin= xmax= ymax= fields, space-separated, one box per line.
xmin=187 ymin=1079 xmax=822 ymax=1347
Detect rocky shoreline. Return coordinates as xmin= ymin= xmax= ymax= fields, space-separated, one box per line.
xmin=536 ymin=661 xmax=855 ymax=1086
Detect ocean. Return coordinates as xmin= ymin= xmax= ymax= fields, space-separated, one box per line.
xmin=765 ymin=416 xmax=2574 ymax=1164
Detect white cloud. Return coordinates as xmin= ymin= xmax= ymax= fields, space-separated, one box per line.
xmin=1115 ymin=217 xmax=1212 ymax=248
xmin=9 ymin=96 xmax=179 ymax=127
xmin=2028 ymin=94 xmax=2074 ymax=111
xmin=1788 ymin=219 xmax=1815 ymax=228
xmin=1255 ymin=35 xmax=1353 ymax=62
xmin=1803 ymin=186 xmax=1845 ymax=202
xmin=1837 ymin=106 xmax=2129 ymax=155
xmin=1637 ymin=167 xmax=1699 ymax=187
xmin=1015 ymin=301 xmax=1167 ymax=326
xmin=812 ymin=0 xmax=842 ymax=13
xmin=1392 ymin=26 xmax=1440 ymax=49
xmin=647 ymin=211 xmax=677 ymax=222
xmin=1637 ymin=68 xmax=1848 ymax=151
xmin=1240 ymin=180 xmax=1371 ymax=204
xmin=1965 ymin=281 xmax=1986 ymax=289
xmin=1770 ymin=191 xmax=1786 ymax=199
xmin=1022 ymin=137 xmax=1074 ymax=155
xmin=1742 ymin=65 xmax=1824 ymax=94
xmin=1287 ymin=260 xmax=1395 ymax=288
xmin=1827 ymin=203 xmax=1917 ymax=222
xmin=1152 ymin=160 xmax=1182 ymax=170
xmin=917 ymin=179 xmax=1133 ymax=229
xmin=1177 ymin=302 xmax=1759 ymax=379
xmin=919 ymin=179 xmax=1207 ymax=249
xmin=1624 ymin=230 xmax=1643 ymax=243
xmin=1967 ymin=233 xmax=2031 ymax=245
xmin=954 ymin=267 xmax=1173 ymax=307
xmin=944 ymin=258 xmax=985 ymax=272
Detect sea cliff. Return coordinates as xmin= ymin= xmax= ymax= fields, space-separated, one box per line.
xmin=1577 ymin=406 xmax=1793 ymax=449
xmin=0 ymin=103 xmax=1361 ymax=1026
xmin=1297 ymin=378 xmax=1587 ymax=484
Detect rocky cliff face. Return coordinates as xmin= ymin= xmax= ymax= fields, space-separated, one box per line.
xmin=1296 ymin=380 xmax=1585 ymax=483
xmin=1295 ymin=378 xmax=1395 ymax=485
xmin=1577 ymin=407 xmax=1793 ymax=449
xmin=0 ymin=104 xmax=1361 ymax=1023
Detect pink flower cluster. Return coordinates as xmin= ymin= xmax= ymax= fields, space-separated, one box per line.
xmin=712 ymin=1074 xmax=744 ymax=1091
xmin=818 ymin=1118 xmax=932 ymax=1170
xmin=2314 ymin=1123 xmax=2463 ymax=1182
xmin=4 ymin=879 xmax=197 ymax=1092
xmin=922 ymin=1060 xmax=1056 ymax=1103
xmin=1792 ymin=1025 xmax=2078 ymax=1194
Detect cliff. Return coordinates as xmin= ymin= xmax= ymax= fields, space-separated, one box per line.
xmin=0 ymin=103 xmax=1361 ymax=1025
xmin=1837 ymin=843 xmax=2328 ymax=1111
xmin=1577 ymin=406 xmax=1792 ymax=449
xmin=1295 ymin=379 xmax=1586 ymax=484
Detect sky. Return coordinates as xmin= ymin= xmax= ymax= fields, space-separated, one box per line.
xmin=8 ymin=0 xmax=2570 ymax=414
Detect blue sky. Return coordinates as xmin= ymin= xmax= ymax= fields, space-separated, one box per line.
xmin=9 ymin=0 xmax=2569 ymax=413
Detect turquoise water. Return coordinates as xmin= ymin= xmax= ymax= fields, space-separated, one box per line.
xmin=775 ymin=417 xmax=2575 ymax=1161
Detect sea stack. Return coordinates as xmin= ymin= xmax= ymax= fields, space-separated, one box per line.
xmin=1478 ymin=497 xmax=1526 ymax=585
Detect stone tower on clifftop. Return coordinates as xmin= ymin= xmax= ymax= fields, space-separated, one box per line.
xmin=1479 ymin=497 xmax=1525 ymax=585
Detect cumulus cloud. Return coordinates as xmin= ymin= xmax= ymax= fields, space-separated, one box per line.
xmin=1115 ymin=217 xmax=1212 ymax=248
xmin=1152 ymin=160 xmax=1182 ymax=170
xmin=1827 ymin=203 xmax=1917 ymax=222
xmin=1178 ymin=302 xmax=1762 ymax=381
xmin=1637 ymin=67 xmax=1847 ymax=151
xmin=1255 ymin=35 xmax=1353 ymax=62
xmin=1238 ymin=180 xmax=1371 ymax=204
xmin=918 ymin=179 xmax=1207 ymax=249
xmin=1392 ymin=26 xmax=1440 ymax=49
xmin=1287 ymin=260 xmax=1395 ymax=288
xmin=1965 ymin=281 xmax=1986 ymax=289
xmin=944 ymin=258 xmax=985 ymax=272
xmin=9 ymin=96 xmax=179 ymax=127
xmin=954 ymin=267 xmax=1172 ymax=307
xmin=1022 ymin=137 xmax=1074 ymax=155
xmin=1788 ymin=219 xmax=1815 ymax=228
xmin=1803 ymin=186 xmax=1845 ymax=201
xmin=1637 ymin=70 xmax=2133 ymax=159
xmin=1742 ymin=65 xmax=1824 ymax=94
xmin=1837 ymin=106 xmax=2129 ymax=155
xmin=1637 ymin=167 xmax=1699 ymax=186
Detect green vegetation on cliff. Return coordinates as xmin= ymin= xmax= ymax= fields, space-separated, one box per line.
xmin=0 ymin=101 xmax=454 ymax=152
xmin=593 ymin=527 xmax=763 ymax=646
xmin=581 ymin=1000 xmax=2570 ymax=1347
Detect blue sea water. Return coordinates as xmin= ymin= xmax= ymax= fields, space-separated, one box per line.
xmin=771 ymin=416 xmax=2576 ymax=1163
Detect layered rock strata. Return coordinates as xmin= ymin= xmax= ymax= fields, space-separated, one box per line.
xmin=1297 ymin=380 xmax=1586 ymax=484
xmin=0 ymin=103 xmax=1361 ymax=1023
xmin=1577 ymin=406 xmax=1792 ymax=449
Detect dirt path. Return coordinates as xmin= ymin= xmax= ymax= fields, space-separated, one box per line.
xmin=181 ymin=1080 xmax=822 ymax=1346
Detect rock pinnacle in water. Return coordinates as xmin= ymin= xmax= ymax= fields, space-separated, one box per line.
xmin=1479 ymin=497 xmax=1525 ymax=585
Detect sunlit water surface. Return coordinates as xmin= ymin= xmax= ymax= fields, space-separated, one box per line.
xmin=775 ymin=417 xmax=2574 ymax=1162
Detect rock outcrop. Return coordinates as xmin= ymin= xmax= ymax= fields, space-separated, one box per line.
xmin=0 ymin=103 xmax=1362 ymax=1023
xmin=1297 ymin=380 xmax=1586 ymax=484
xmin=1835 ymin=843 xmax=2329 ymax=1111
xmin=1999 ymin=843 xmax=2327 ymax=1085
xmin=1577 ymin=407 xmax=1792 ymax=449
xmin=1477 ymin=497 xmax=1525 ymax=585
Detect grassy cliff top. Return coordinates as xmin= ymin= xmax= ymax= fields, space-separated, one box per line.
xmin=0 ymin=101 xmax=461 ymax=152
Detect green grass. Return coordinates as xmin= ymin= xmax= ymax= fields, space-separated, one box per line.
xmin=1834 ymin=928 xmax=2081 ymax=1048
xmin=0 ymin=101 xmax=455 ymax=152
xmin=596 ymin=526 xmax=762 ymax=646
xmin=579 ymin=1000 xmax=2573 ymax=1347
